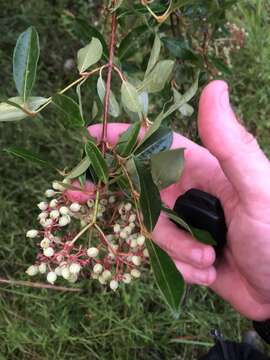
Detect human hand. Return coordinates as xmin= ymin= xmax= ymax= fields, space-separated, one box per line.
xmin=75 ymin=80 xmax=270 ymax=320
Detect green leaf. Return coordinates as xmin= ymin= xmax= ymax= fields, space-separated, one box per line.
xmin=151 ymin=149 xmax=185 ymax=190
xmin=52 ymin=94 xmax=84 ymax=128
xmin=141 ymin=60 xmax=174 ymax=93
xmin=173 ymin=88 xmax=194 ymax=117
xmin=116 ymin=122 xmax=141 ymax=158
xmin=162 ymin=37 xmax=197 ymax=61
xmin=66 ymin=157 xmax=91 ymax=180
xmin=135 ymin=127 xmax=173 ymax=161
xmin=145 ymin=34 xmax=161 ymax=78
xmin=4 ymin=147 xmax=56 ymax=169
xmin=121 ymin=81 xmax=141 ymax=113
xmin=13 ymin=26 xmax=40 ymax=102
xmin=85 ymin=140 xmax=109 ymax=183
xmin=146 ymin=239 xmax=185 ymax=317
xmin=138 ymin=91 xmax=149 ymax=115
xmin=97 ymin=74 xmax=120 ymax=118
xmin=0 ymin=96 xmax=48 ymax=122
xmin=161 ymin=206 xmax=191 ymax=232
xmin=118 ymin=25 xmax=149 ymax=60
xmin=77 ymin=37 xmax=103 ymax=73
xmin=134 ymin=158 xmax=161 ymax=232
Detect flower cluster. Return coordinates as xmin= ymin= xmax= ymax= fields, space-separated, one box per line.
xmin=25 ymin=180 xmax=149 ymax=291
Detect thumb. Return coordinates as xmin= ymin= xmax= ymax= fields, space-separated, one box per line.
xmin=198 ymin=80 xmax=270 ymax=201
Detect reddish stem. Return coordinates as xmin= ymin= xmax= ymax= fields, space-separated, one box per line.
xmin=101 ymin=8 xmax=117 ymax=152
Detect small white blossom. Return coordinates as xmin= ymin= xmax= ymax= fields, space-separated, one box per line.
xmin=68 ymin=274 xmax=78 ymax=283
xmin=122 ymin=273 xmax=132 ymax=284
xmin=129 ymin=222 xmax=135 ymax=230
xmin=43 ymin=247 xmax=54 ymax=257
xmin=70 ymin=202 xmax=81 ymax=212
xmin=59 ymin=215 xmax=71 ymax=227
xmin=124 ymin=203 xmax=132 ymax=211
xmin=131 ymin=256 xmax=141 ymax=266
xmin=143 ymin=248 xmax=149 ymax=258
xmin=87 ymin=199 xmax=95 ymax=208
xmin=87 ymin=247 xmax=99 ymax=258
xmin=102 ymin=270 xmax=112 ymax=281
xmin=100 ymin=199 xmax=108 ymax=206
xmin=45 ymin=189 xmax=56 ymax=198
xmin=44 ymin=219 xmax=53 ymax=228
xmin=50 ymin=210 xmax=60 ymax=219
xmin=26 ymin=229 xmax=38 ymax=238
xmin=61 ymin=267 xmax=71 ymax=279
xmin=109 ymin=280 xmax=119 ymax=291
xmin=47 ymin=271 xmax=57 ymax=284
xmin=26 ymin=265 xmax=39 ymax=276
xmin=93 ymin=263 xmax=103 ymax=274
xmin=62 ymin=178 xmax=71 ymax=185
xmin=108 ymin=196 xmax=115 ymax=204
xmin=59 ymin=206 xmax=69 ymax=215
xmin=129 ymin=214 xmax=136 ymax=223
xmin=91 ymin=272 xmax=99 ymax=279
xmin=49 ymin=199 xmax=58 ymax=208
xmin=98 ymin=276 xmax=106 ymax=285
xmin=40 ymin=238 xmax=50 ymax=249
xmin=131 ymin=269 xmax=141 ymax=278
xmin=130 ymin=239 xmax=138 ymax=248
xmin=37 ymin=202 xmax=48 ymax=211
xmin=52 ymin=181 xmax=65 ymax=191
xmin=113 ymin=224 xmax=121 ymax=233
xmin=38 ymin=212 xmax=48 ymax=220
xmin=120 ymin=231 xmax=128 ymax=239
xmin=69 ymin=263 xmax=81 ymax=274
xmin=55 ymin=266 xmax=62 ymax=276
xmin=137 ymin=235 xmax=145 ymax=246
xmin=97 ymin=212 xmax=103 ymax=218
xmin=38 ymin=263 xmax=47 ymax=274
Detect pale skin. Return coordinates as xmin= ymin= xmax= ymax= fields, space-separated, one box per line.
xmin=75 ymin=80 xmax=270 ymax=321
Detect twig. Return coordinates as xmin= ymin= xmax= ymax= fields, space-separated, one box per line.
xmin=0 ymin=277 xmax=82 ymax=292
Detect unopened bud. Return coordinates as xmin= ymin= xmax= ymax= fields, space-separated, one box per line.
xmin=26 ymin=229 xmax=38 ymax=238
xmin=69 ymin=263 xmax=81 ymax=274
xmin=109 ymin=280 xmax=119 ymax=291
xmin=87 ymin=247 xmax=99 ymax=258
xmin=43 ymin=247 xmax=54 ymax=257
xmin=26 ymin=265 xmax=38 ymax=276
xmin=93 ymin=263 xmax=103 ymax=274
xmin=45 ymin=189 xmax=55 ymax=198
xmin=70 ymin=202 xmax=81 ymax=212
xmin=131 ymin=269 xmax=141 ymax=278
xmin=47 ymin=271 xmax=57 ymax=284
xmin=59 ymin=215 xmax=71 ymax=227
xmin=37 ymin=202 xmax=48 ymax=211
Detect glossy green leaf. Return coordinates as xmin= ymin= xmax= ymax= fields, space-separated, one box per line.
xmin=66 ymin=157 xmax=91 ymax=180
xmin=162 ymin=37 xmax=197 ymax=61
xmin=116 ymin=122 xmax=141 ymax=157
xmin=13 ymin=26 xmax=40 ymax=102
xmin=4 ymin=147 xmax=56 ymax=169
xmin=173 ymin=88 xmax=194 ymax=117
xmin=141 ymin=60 xmax=174 ymax=93
xmin=138 ymin=91 xmax=149 ymax=115
xmin=85 ymin=140 xmax=109 ymax=183
xmin=77 ymin=37 xmax=103 ymax=73
xmin=134 ymin=158 xmax=161 ymax=232
xmin=151 ymin=149 xmax=185 ymax=189
xmin=161 ymin=206 xmax=191 ymax=232
xmin=52 ymin=94 xmax=84 ymax=128
xmin=118 ymin=25 xmax=149 ymax=60
xmin=135 ymin=127 xmax=173 ymax=161
xmin=0 ymin=96 xmax=48 ymax=122
xmin=145 ymin=34 xmax=161 ymax=78
xmin=97 ymin=74 xmax=120 ymax=117
xmin=121 ymin=81 xmax=141 ymax=113
xmin=146 ymin=239 xmax=185 ymax=317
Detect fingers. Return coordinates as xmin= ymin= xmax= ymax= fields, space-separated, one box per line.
xmin=198 ymin=80 xmax=270 ymax=202
xmin=175 ymin=261 xmax=216 ymax=286
xmin=153 ymin=214 xmax=216 ymax=269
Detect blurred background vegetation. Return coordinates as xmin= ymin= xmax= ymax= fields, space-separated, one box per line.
xmin=1 ymin=0 xmax=270 ymax=359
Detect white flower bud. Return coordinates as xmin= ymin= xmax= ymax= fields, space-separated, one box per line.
xmin=143 ymin=248 xmax=149 ymax=258
xmin=93 ymin=263 xmax=103 ymax=274
xmin=108 ymin=252 xmax=115 ymax=260
xmin=55 ymin=266 xmax=62 ymax=276
xmin=52 ymin=181 xmax=65 ymax=191
xmin=63 ymin=178 xmax=71 ymax=184
xmin=98 ymin=276 xmax=106 ymax=285
xmin=99 ymin=205 xmax=106 ymax=213
xmin=45 ymin=189 xmax=56 ymax=198
xmin=49 ymin=199 xmax=58 ymax=208
xmin=50 ymin=210 xmax=60 ymax=219
xmin=47 ymin=271 xmax=57 ymax=284
xmin=70 ymin=202 xmax=81 ymax=212
xmin=68 ymin=274 xmax=78 ymax=283
xmin=131 ymin=256 xmax=141 ymax=266
xmin=108 ymin=196 xmax=115 ymax=204
xmin=122 ymin=273 xmax=132 ymax=284
xmin=102 ymin=270 xmax=112 ymax=281
xmin=59 ymin=215 xmax=71 ymax=227
xmin=129 ymin=214 xmax=136 ymax=223
xmin=113 ymin=224 xmax=121 ymax=233
xmin=129 ymin=222 xmax=136 ymax=230
xmin=37 ymin=202 xmax=48 ymax=211
xmin=26 ymin=229 xmax=38 ymax=238
xmin=109 ymin=280 xmax=119 ymax=291
xmin=124 ymin=226 xmax=132 ymax=235
xmin=120 ymin=231 xmax=128 ymax=239
xmin=87 ymin=247 xmax=99 ymax=258
xmin=61 ymin=267 xmax=71 ymax=279
xmin=44 ymin=219 xmax=53 ymax=228
xmin=91 ymin=272 xmax=99 ymax=279
xmin=40 ymin=238 xmax=50 ymax=249
xmin=100 ymin=199 xmax=108 ymax=205
xmin=97 ymin=212 xmax=103 ymax=218
xmin=69 ymin=263 xmax=81 ymax=274
xmin=87 ymin=199 xmax=95 ymax=208
xmin=59 ymin=206 xmax=69 ymax=215
xmin=26 ymin=265 xmax=39 ymax=276
xmin=137 ymin=235 xmax=145 ymax=246
xmin=131 ymin=269 xmax=141 ymax=278
xmin=43 ymin=247 xmax=54 ymax=257
xmin=38 ymin=212 xmax=48 ymax=220
xmin=38 ymin=263 xmax=47 ymax=274
xmin=130 ymin=239 xmax=138 ymax=248
xmin=124 ymin=203 xmax=132 ymax=211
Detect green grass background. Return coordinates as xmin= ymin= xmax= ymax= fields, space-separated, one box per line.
xmin=1 ymin=1 xmax=270 ymax=359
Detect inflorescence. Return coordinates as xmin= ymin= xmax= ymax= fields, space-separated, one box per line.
xmin=25 ymin=180 xmax=149 ymax=291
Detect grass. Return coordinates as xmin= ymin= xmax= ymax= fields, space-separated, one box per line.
xmin=0 ymin=1 xmax=270 ymax=359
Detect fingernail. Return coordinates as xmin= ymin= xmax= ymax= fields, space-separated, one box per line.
xmin=191 ymin=249 xmax=203 ymax=264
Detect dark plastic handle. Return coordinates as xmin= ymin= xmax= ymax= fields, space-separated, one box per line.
xmin=173 ymin=188 xmax=270 ymax=345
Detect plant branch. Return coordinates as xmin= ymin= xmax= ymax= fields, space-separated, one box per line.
xmin=101 ymin=5 xmax=118 ymax=152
